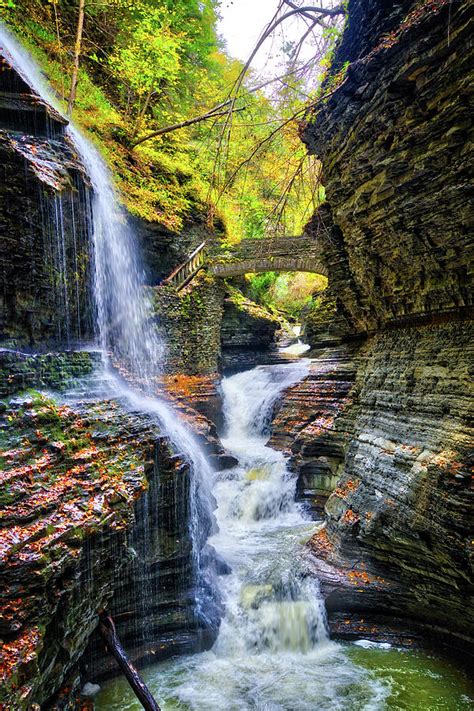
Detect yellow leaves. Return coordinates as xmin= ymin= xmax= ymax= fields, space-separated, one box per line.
xmin=71 ymin=445 xmax=99 ymax=461
xmin=0 ymin=625 xmax=42 ymax=680
xmin=342 ymin=508 xmax=360 ymax=525
xmin=334 ymin=479 xmax=360 ymax=499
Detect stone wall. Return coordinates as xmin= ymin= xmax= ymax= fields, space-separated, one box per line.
xmin=152 ymin=275 xmax=283 ymax=375
xmin=220 ymin=288 xmax=282 ymax=372
xmin=153 ymin=272 xmax=226 ymax=375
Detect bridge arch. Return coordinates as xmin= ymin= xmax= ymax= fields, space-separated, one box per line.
xmin=208 ymin=236 xmax=328 ymax=279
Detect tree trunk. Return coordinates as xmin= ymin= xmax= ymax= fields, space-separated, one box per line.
xmin=67 ymin=0 xmax=85 ymax=116
xmin=131 ymin=87 xmax=156 ymax=140
xmin=98 ymin=611 xmax=161 ymax=711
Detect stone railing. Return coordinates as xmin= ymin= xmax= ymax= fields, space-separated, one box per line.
xmin=162 ymin=241 xmax=206 ymax=291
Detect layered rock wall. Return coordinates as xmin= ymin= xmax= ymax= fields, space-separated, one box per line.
xmin=290 ymin=0 xmax=474 ymax=649
xmin=153 ymin=272 xmax=226 ymax=375
xmin=83 ymin=437 xmax=218 ymax=682
xmin=309 ymin=320 xmax=473 ymax=646
xmin=0 ymin=372 xmax=217 ymax=708
xmin=270 ymin=343 xmax=359 ymax=513
xmin=302 ymin=0 xmax=473 ymax=332
xmin=0 ymin=53 xmax=94 ymax=348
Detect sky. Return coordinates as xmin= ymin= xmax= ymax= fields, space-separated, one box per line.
xmin=217 ymin=0 xmax=318 ymax=79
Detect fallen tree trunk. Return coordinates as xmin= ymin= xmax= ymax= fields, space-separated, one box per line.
xmin=98 ymin=611 xmax=161 ymax=711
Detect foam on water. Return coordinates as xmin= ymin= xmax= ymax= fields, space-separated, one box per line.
xmin=96 ymin=359 xmax=395 ymax=709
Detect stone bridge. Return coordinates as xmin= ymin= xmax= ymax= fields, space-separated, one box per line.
xmin=163 ymin=235 xmax=327 ymax=291
xmin=208 ymin=236 xmax=328 ymax=278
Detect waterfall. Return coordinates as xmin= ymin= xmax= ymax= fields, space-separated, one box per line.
xmin=97 ymin=360 xmax=391 ymax=709
xmin=215 ymin=361 xmax=329 ymax=657
xmin=67 ymin=127 xmax=165 ymax=380
xmin=0 ymin=22 xmax=217 ymax=636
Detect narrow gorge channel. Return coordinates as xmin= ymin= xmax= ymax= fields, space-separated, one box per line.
xmin=96 ymin=358 xmax=473 ymax=710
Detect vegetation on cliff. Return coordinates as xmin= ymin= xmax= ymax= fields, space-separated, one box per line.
xmin=1 ymin=0 xmax=340 ymax=240
xmin=246 ymin=271 xmax=328 ymax=320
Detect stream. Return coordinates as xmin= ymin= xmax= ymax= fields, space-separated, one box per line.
xmin=96 ymin=359 xmax=473 ymax=710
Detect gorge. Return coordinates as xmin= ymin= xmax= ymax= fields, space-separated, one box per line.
xmin=1 ymin=1 xmax=473 ymax=710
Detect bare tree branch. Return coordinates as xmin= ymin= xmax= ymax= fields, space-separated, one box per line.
xmin=131 ymin=103 xmax=246 ymax=147
xmin=212 ymin=2 xmax=344 ymax=192
xmin=131 ymin=63 xmax=320 ymax=148
xmin=217 ymin=74 xmax=348 ymax=200
xmin=283 ymin=0 xmax=333 ymax=25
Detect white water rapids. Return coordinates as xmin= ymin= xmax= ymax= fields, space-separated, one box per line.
xmin=96 ymin=360 xmax=390 ymax=709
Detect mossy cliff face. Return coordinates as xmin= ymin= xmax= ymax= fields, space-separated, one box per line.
xmin=0 ymin=53 xmax=94 ymax=349
xmin=0 ymin=364 xmax=218 ymax=709
xmin=0 ymin=350 xmax=100 ymax=398
xmin=281 ymin=0 xmax=474 ymax=648
xmin=220 ymin=286 xmax=282 ymax=371
xmin=0 ymin=380 xmax=148 ymax=708
xmin=153 ymin=272 xmax=226 ymax=375
xmin=153 ymin=274 xmax=282 ymax=376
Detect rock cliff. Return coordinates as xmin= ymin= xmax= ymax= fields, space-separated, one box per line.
xmin=302 ymin=0 xmax=473 ymax=333
xmin=0 ymin=52 xmax=94 ymax=348
xmin=270 ymin=343 xmax=359 ymax=514
xmin=0 ymin=359 xmax=219 ymax=709
xmin=273 ymin=0 xmax=474 ymax=651
xmin=313 ymin=320 xmax=473 ymax=649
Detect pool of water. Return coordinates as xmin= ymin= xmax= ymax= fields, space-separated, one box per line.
xmin=95 ymin=642 xmax=473 ymax=710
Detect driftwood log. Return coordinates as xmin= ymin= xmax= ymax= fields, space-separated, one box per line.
xmin=98 ymin=611 xmax=161 ymax=711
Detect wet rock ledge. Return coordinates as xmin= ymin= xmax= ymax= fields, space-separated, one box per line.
xmin=0 ymin=354 xmax=216 ymax=710
xmin=0 ymin=52 xmax=94 ymax=349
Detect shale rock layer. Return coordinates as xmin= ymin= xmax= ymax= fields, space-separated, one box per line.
xmin=292 ymin=0 xmax=474 ymax=649
xmin=302 ymin=0 xmax=473 ymax=333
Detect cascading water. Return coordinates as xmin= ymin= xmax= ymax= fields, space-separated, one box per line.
xmin=67 ymin=127 xmax=165 ymax=379
xmin=208 ymin=361 xmax=330 ymax=658
xmin=280 ymin=325 xmax=311 ymax=357
xmin=95 ymin=359 xmax=393 ymax=709
xmin=0 ymin=21 xmax=217 ymax=637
